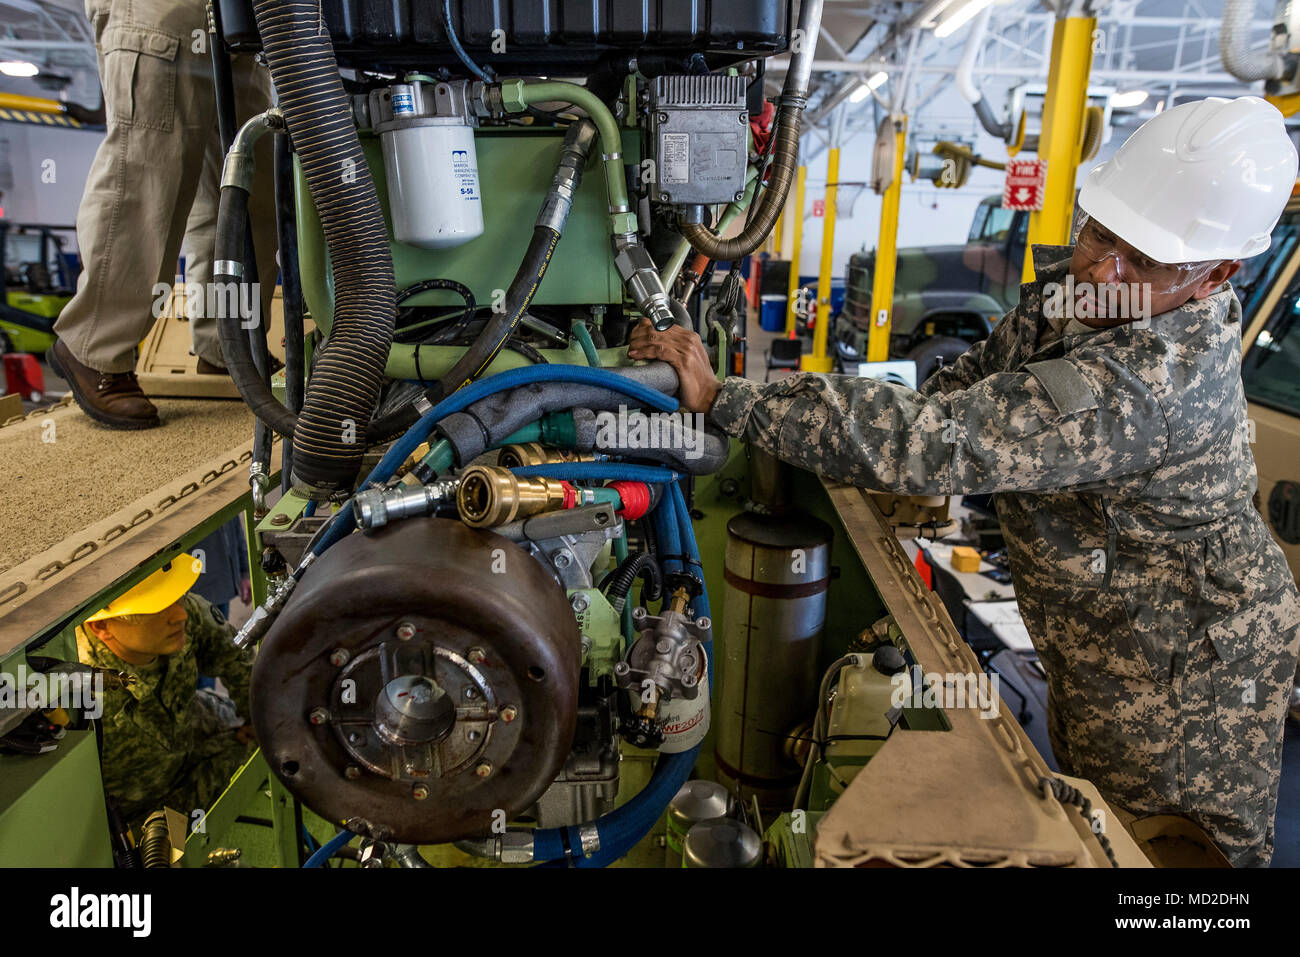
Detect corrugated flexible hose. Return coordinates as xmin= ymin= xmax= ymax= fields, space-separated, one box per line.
xmin=250 ymin=0 xmax=395 ymax=495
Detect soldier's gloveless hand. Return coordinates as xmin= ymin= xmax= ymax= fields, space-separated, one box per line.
xmin=627 ymin=318 xmax=722 ymax=414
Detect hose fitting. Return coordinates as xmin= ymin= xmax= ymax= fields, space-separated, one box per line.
xmin=614 ymin=235 xmax=679 ymax=330
xmin=457 ymin=466 xmax=572 ymax=527
xmin=352 ymin=477 xmax=459 ymax=529
xmin=496 ymin=443 xmax=593 ymax=469
xmin=537 ymin=121 xmax=598 ymax=233
xmin=220 ymin=108 xmax=285 ymax=193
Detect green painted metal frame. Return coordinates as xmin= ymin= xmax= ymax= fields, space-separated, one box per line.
xmin=294 ymin=129 xmax=638 ymax=356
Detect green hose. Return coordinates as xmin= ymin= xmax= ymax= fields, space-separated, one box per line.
xmin=611 ymin=531 xmax=633 ymax=643
xmin=572 ymin=321 xmax=601 ymax=368
xmin=416 ymin=438 xmax=456 ymax=476
xmin=506 ymin=80 xmax=638 ymax=237
xmin=386 ymin=342 xmax=627 ymax=381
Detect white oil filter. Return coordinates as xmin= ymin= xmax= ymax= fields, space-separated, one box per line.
xmin=380 ymin=120 xmax=483 ymax=249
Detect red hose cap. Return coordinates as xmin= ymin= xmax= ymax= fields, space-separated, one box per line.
xmin=608 ymin=481 xmax=650 ymax=520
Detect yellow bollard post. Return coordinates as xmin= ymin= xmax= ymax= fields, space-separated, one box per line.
xmin=1021 ymin=14 xmax=1096 ymax=282
xmin=784 ymin=165 xmax=807 ymax=337
xmin=867 ymin=115 xmax=908 ymax=363
xmin=803 ymin=151 xmax=838 ymax=373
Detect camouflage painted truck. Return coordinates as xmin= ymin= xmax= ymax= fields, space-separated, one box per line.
xmin=834 ymin=195 xmax=1028 ymax=381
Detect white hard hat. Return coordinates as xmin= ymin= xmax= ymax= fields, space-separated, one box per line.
xmin=1078 ymin=96 xmax=1298 ymax=263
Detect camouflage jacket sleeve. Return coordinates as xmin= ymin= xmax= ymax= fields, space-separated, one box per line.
xmin=183 ymin=594 xmax=253 ymax=718
xmin=707 ymin=348 xmax=1170 ymax=496
xmin=919 ymin=302 xmax=1037 ymax=397
xmin=917 ymin=336 xmax=990 ymax=397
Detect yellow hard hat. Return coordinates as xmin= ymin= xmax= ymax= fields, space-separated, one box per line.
xmin=83 ymin=555 xmax=201 ymax=623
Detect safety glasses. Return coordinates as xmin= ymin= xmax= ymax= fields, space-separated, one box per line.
xmin=1074 ymin=215 xmax=1218 ymax=294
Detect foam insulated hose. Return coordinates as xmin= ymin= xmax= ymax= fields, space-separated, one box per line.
xmin=251 ymin=0 xmax=395 ymax=495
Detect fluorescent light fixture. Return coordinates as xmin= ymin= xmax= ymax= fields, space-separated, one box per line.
xmin=934 ymin=0 xmax=995 ymax=38
xmin=0 ymin=60 xmax=39 ymax=77
xmin=1110 ymin=89 xmax=1149 ymax=108
xmin=849 ymin=72 xmax=888 ymax=102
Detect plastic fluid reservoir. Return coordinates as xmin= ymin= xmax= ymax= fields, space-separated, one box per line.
xmin=373 ymin=82 xmax=484 ymax=249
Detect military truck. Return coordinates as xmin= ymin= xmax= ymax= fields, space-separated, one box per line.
xmin=834 ymin=194 xmax=1027 ymax=381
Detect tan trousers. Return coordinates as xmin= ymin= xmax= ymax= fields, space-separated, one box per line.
xmin=55 ymin=0 xmax=277 ymax=373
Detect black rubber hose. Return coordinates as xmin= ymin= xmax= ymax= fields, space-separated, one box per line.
xmin=364 ymin=121 xmax=596 ymax=443
xmin=393 ymin=278 xmax=476 ymax=344
xmin=640 ymin=515 xmax=659 ymax=567
xmin=252 ymin=0 xmax=395 ymax=495
xmin=216 ymin=187 xmax=298 ymax=436
xmin=602 ymin=552 xmax=663 ymax=605
xmin=425 ymin=224 xmax=556 ymax=398
xmin=364 ymin=225 xmax=560 ymax=442
xmin=212 ymin=2 xmax=275 ymax=481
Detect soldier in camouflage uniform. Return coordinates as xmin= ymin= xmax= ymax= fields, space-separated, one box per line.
xmin=78 ymin=561 xmax=255 ymax=830
xmin=630 ymin=98 xmax=1300 ymax=867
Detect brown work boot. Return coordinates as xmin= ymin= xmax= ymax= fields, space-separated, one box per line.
xmin=48 ymin=339 xmax=161 ymax=430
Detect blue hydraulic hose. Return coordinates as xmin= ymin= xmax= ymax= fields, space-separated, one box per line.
xmin=669 ymin=481 xmax=711 ymax=619
xmin=654 ymin=491 xmax=683 ymax=578
xmin=304 ymin=829 xmax=353 ymax=868
xmin=309 ymin=366 xmax=677 ymax=561
xmin=510 ymin=463 xmax=680 ymax=484
xmin=372 ymin=366 xmax=676 ymax=501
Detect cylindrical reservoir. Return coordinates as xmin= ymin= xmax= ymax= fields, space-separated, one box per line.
xmin=378 ymin=118 xmax=484 ymax=249
xmin=682 ymin=818 xmax=762 ymax=868
xmin=665 ymin=780 xmax=735 ymax=867
xmin=717 ymin=510 xmax=833 ymax=801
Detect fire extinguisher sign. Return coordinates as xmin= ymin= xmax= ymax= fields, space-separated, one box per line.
xmin=1003 ymin=158 xmax=1047 ymax=211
